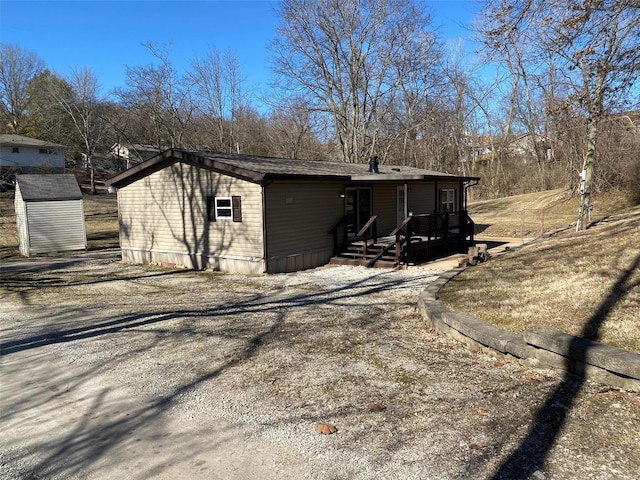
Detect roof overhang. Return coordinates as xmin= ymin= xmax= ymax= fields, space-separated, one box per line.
xmin=106 ymin=149 xmax=266 ymax=189
xmin=349 ymin=173 xmax=480 ymax=182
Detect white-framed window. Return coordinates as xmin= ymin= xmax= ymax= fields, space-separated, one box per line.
xmin=440 ymin=188 xmax=456 ymax=212
xmin=215 ymin=197 xmax=233 ymax=220
xmin=207 ymin=196 xmax=242 ymax=222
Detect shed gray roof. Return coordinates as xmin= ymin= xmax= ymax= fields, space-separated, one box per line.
xmin=107 ymin=148 xmax=479 ymax=189
xmin=16 ymin=174 xmax=83 ymax=201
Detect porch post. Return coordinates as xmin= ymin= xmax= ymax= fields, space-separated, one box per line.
xmin=404 ymin=182 xmax=408 ymax=217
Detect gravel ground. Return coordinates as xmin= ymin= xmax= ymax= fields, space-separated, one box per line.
xmin=1 ymin=251 xmax=639 ymax=479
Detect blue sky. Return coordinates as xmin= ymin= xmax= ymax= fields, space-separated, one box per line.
xmin=0 ymin=0 xmax=483 ymax=99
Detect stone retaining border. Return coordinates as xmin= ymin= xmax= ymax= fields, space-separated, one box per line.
xmin=418 ymin=268 xmax=640 ymax=392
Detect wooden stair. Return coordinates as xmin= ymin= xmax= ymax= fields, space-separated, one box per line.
xmin=329 ymin=239 xmax=398 ymax=268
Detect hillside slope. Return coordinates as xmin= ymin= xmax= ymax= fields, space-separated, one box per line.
xmin=443 ymin=193 xmax=640 ymax=353
xmin=469 ymin=189 xmax=633 ymax=238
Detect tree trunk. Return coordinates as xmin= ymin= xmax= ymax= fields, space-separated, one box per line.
xmin=576 ymin=118 xmax=597 ymax=230
xmin=576 ymin=66 xmax=605 ymax=231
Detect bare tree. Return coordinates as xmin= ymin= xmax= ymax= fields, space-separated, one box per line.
xmin=189 ymin=46 xmax=245 ymax=152
xmin=265 ymin=95 xmax=325 ymax=159
xmin=0 ymin=44 xmax=44 ymax=134
xmin=50 ymin=67 xmax=105 ymax=193
xmin=116 ymin=42 xmax=196 ymax=151
xmin=478 ymin=0 xmax=640 ymax=229
xmin=270 ymin=0 xmax=439 ymax=163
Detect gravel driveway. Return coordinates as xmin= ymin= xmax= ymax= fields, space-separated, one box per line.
xmin=1 ymin=251 xmax=638 ymax=479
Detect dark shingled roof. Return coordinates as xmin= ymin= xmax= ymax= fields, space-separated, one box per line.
xmin=107 ymin=148 xmax=479 ymax=189
xmin=16 ymin=174 xmax=83 ymax=201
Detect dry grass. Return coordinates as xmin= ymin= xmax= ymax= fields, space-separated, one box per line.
xmin=442 ymin=191 xmax=640 ymax=354
xmin=470 ymin=188 xmax=635 ymax=238
xmin=0 ymin=187 xmax=118 ymax=260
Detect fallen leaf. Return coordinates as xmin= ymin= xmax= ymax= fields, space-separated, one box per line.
xmin=368 ymin=403 xmax=386 ymax=412
xmin=316 ymin=423 xmax=337 ymax=435
xmin=469 ymin=443 xmax=485 ymax=450
xmin=494 ymin=361 xmax=505 ymax=367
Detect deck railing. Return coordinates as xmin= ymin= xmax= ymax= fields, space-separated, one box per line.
xmin=392 ymin=211 xmax=474 ymax=266
xmin=330 ymin=211 xmax=475 ymax=267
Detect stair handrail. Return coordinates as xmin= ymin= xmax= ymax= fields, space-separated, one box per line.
xmin=356 ymin=215 xmax=377 ymax=260
xmin=357 ymin=215 xmax=378 ymax=243
xmin=390 ymin=215 xmax=413 ymax=236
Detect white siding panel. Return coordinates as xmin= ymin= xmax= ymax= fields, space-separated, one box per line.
xmin=24 ymin=200 xmax=87 ymax=254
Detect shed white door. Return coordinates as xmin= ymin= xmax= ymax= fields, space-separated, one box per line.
xmin=25 ymin=200 xmax=87 ymax=254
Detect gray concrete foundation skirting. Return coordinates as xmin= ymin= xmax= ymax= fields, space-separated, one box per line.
xmin=419 ymin=268 xmax=640 ymax=392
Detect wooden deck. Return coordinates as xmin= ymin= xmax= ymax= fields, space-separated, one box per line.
xmin=330 ymin=211 xmax=475 ymax=268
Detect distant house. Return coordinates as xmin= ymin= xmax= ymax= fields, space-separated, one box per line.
xmin=109 ymin=143 xmax=162 ymax=170
xmin=462 ymin=133 xmax=554 ymax=164
xmin=106 ymin=149 xmax=479 ymax=274
xmin=0 ymin=134 xmax=67 ymax=175
xmin=509 ymin=133 xmax=553 ymax=162
xmin=14 ymin=174 xmax=87 ymax=256
xmin=461 ymin=135 xmax=494 ymax=163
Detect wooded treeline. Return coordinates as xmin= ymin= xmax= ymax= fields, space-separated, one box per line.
xmin=1 ymin=0 xmax=638 ymax=210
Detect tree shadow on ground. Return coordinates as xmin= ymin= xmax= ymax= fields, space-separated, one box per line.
xmin=1 ymin=265 xmax=422 ymax=478
xmin=491 ymin=251 xmax=640 ymax=479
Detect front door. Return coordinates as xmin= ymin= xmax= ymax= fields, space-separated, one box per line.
xmin=345 ymin=187 xmax=372 ymax=237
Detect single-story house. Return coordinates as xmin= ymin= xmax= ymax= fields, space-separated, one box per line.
xmin=105 ymin=149 xmax=479 ymax=274
xmin=0 ymin=134 xmax=67 ymax=175
xmin=15 ymin=174 xmax=87 ymax=256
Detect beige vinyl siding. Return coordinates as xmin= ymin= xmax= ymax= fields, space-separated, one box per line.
xmin=372 ymin=183 xmax=398 ymax=234
xmin=117 ymin=163 xmax=264 ymax=272
xmin=407 ymin=181 xmax=437 ymax=214
xmin=264 ymin=180 xmax=344 ymax=272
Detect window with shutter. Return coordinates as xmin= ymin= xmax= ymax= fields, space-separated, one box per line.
xmin=207 ymin=196 xmax=242 ymax=222
xmin=232 ymin=196 xmax=242 ymax=222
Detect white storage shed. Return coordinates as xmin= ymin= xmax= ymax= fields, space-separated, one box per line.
xmin=15 ymin=174 xmax=87 ymax=256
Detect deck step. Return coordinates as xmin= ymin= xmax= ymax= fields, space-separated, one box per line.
xmin=331 ymin=239 xmax=398 ymax=268
xmin=329 ymin=256 xmax=397 ymax=268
